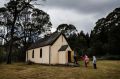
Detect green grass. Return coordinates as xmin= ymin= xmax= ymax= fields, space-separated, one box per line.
xmin=0 ymin=60 xmax=120 ymax=79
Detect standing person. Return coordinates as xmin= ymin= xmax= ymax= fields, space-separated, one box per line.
xmin=74 ymin=49 xmax=77 ymax=64
xmin=84 ymin=55 xmax=89 ymax=67
xmin=93 ymin=56 xmax=97 ymax=69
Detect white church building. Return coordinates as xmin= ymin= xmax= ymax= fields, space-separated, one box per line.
xmin=26 ymin=32 xmax=74 ymax=65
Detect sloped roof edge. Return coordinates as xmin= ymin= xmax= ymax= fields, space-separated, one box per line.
xmin=28 ymin=32 xmax=62 ymax=50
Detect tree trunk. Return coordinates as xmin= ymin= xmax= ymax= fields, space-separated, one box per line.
xmin=7 ymin=39 xmax=13 ymax=64
xmin=7 ymin=9 xmax=17 ymax=64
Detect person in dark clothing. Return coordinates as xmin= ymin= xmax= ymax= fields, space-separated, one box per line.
xmin=74 ymin=50 xmax=77 ymax=64
xmin=93 ymin=56 xmax=97 ymax=69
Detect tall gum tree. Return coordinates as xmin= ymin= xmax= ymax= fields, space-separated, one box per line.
xmin=0 ymin=0 xmax=52 ymax=64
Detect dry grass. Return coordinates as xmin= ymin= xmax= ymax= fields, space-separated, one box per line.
xmin=0 ymin=60 xmax=120 ymax=79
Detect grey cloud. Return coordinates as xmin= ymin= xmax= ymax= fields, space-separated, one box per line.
xmin=41 ymin=0 xmax=120 ymax=14
xmin=35 ymin=0 xmax=120 ymax=33
xmin=1 ymin=0 xmax=120 ymax=33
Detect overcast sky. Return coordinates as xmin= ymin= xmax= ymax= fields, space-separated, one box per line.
xmin=1 ymin=0 xmax=120 ymax=33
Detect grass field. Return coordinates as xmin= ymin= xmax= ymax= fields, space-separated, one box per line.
xmin=0 ymin=60 xmax=120 ymax=79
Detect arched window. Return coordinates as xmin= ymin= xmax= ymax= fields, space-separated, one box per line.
xmin=32 ymin=50 xmax=34 ymax=58
xmin=40 ymin=48 xmax=42 ymax=58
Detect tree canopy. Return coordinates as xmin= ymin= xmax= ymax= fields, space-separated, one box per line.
xmin=56 ymin=24 xmax=77 ymax=37
xmin=90 ymin=7 xmax=120 ymax=56
xmin=0 ymin=0 xmax=52 ymax=63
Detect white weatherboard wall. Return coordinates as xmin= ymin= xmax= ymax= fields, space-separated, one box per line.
xmin=26 ymin=46 xmax=50 ymax=64
xmin=50 ymin=35 xmax=72 ymax=64
xmin=26 ymin=34 xmax=74 ymax=64
xmin=59 ymin=51 xmax=66 ymax=64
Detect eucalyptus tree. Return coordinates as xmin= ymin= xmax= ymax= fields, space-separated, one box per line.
xmin=18 ymin=7 xmax=52 ymax=56
xmin=0 ymin=0 xmax=52 ymax=63
xmin=90 ymin=7 xmax=120 ymax=56
xmin=56 ymin=24 xmax=77 ymax=37
xmin=1 ymin=0 xmax=34 ymax=64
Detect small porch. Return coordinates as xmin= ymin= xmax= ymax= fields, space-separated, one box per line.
xmin=58 ymin=45 xmax=74 ymax=64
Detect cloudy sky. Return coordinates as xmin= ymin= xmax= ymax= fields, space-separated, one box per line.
xmin=1 ymin=0 xmax=120 ymax=33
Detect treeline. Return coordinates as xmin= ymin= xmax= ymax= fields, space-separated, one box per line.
xmin=90 ymin=8 xmax=120 ymax=57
